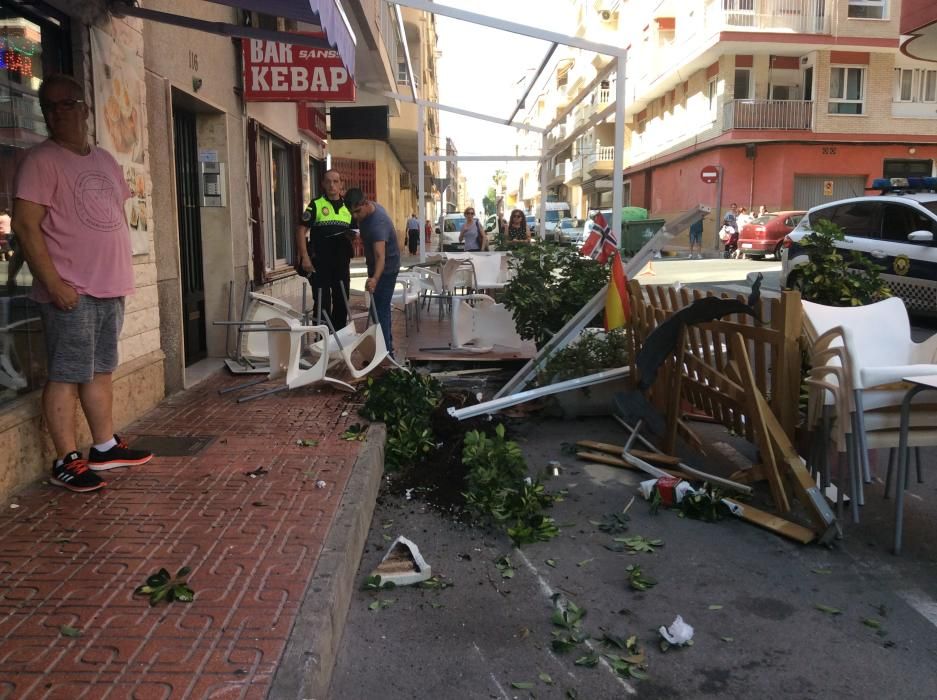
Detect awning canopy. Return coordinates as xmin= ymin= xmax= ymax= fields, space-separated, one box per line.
xmin=206 ymin=0 xmax=356 ymax=75
xmin=114 ymin=0 xmax=357 ymax=76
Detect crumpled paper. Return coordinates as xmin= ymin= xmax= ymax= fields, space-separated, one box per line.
xmin=659 ymin=615 xmax=694 ymax=645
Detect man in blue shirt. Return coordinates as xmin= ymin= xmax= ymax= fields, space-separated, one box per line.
xmin=345 ymin=188 xmax=400 ymax=356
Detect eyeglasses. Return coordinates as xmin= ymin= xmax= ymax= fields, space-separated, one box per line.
xmin=466 ymin=210 xmax=475 ymax=215
xmin=41 ymin=98 xmax=84 ymax=112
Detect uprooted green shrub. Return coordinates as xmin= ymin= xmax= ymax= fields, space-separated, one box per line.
xmin=462 ymin=424 xmax=559 ymax=546
xmin=502 ymin=243 xmax=608 ymax=348
xmin=361 ymin=369 xmax=442 ymax=470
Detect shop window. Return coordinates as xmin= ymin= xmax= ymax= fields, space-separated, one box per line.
xmin=258 ymin=130 xmax=296 ymax=271
xmin=0 ymin=0 xmax=70 ymax=406
xmin=828 ymin=66 xmax=865 ymax=114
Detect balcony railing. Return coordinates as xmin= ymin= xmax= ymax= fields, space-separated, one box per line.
xmin=704 ymin=0 xmax=831 ymax=35
xmin=723 ymin=99 xmax=813 ymax=130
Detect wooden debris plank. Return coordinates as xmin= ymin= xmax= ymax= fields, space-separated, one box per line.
xmin=575 ymin=440 xmax=681 ymax=465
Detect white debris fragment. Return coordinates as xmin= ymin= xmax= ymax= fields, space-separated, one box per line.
xmin=10 ymin=503 xmax=20 ymax=509
xmin=405 ymin=488 xmax=414 ymax=500
xmin=659 ymin=615 xmax=694 ymax=646
xmin=315 ymin=480 xmax=327 ymax=489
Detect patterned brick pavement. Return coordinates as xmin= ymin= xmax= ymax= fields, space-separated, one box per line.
xmin=0 ymin=369 xmax=368 ymax=699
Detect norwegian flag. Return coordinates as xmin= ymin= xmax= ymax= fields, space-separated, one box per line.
xmin=579 ymin=211 xmax=618 ymax=264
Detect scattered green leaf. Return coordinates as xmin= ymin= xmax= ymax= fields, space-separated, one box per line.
xmin=538 ymin=672 xmax=553 ymax=685
xmin=626 ymin=564 xmax=656 ymax=591
xmin=361 ymin=574 xmax=396 ymax=591
xmin=862 ymin=617 xmax=882 ymax=629
xmin=511 ymin=681 xmax=534 ymax=690
xmin=495 ymin=556 xmax=515 ymax=579
xmin=417 ymin=576 xmax=452 ymax=590
xmin=545 ymin=558 xmax=557 ymax=568
xmin=595 ymin=511 xmax=630 ymax=534
xmin=708 ymin=604 xmax=723 ymax=610
xmin=59 ymin=625 xmax=82 ymax=638
xmin=296 ymin=438 xmax=319 ymax=447
xmin=133 ymin=566 xmax=195 ymax=607
xmin=617 ymin=536 xmax=663 ymax=554
xmin=340 ymin=424 xmax=367 ymax=441
xmin=815 ymin=604 xmax=842 ymax=616
xmin=575 ymin=653 xmax=600 ymax=667
xmin=577 ymin=558 xmax=594 ymax=568
xmin=721 ymin=636 xmax=734 ymax=643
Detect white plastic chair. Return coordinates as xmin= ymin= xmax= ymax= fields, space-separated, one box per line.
xmin=450 ymin=294 xmax=524 ymax=353
xmin=233 ymin=317 xmax=353 ymax=402
xmin=238 ymin=292 xmax=303 ymax=361
xmin=467 ymin=253 xmax=511 ymax=293
xmin=803 ymin=299 xmax=937 ymax=520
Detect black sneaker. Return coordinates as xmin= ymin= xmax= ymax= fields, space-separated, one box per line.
xmin=50 ymin=452 xmax=105 ymax=492
xmin=88 ymin=434 xmax=153 ymax=471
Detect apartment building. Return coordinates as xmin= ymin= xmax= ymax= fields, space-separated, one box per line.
xmin=535 ymin=0 xmax=936 ymax=242
xmin=0 ymin=0 xmax=437 ymax=501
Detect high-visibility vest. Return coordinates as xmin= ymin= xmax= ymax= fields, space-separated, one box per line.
xmin=303 ymin=196 xmax=352 ymax=228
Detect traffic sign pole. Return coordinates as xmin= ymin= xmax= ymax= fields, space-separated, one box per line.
xmin=713 ymin=165 xmax=724 ymax=251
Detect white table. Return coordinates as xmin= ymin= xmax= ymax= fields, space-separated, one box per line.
xmin=893 ymin=374 xmax=937 ymax=554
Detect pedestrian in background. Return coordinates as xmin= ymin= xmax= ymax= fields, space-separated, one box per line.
xmin=345 ymin=188 xmax=400 ymax=357
xmin=405 ymin=212 xmax=420 ymax=255
xmin=295 ymin=169 xmax=354 ymax=327
xmin=505 ymin=208 xmax=531 ymax=246
xmin=688 ymin=213 xmax=705 ymax=259
xmin=756 ymin=204 xmax=767 ymax=218
xmin=12 ymin=73 xmax=152 ymax=493
xmin=424 ymin=218 xmax=432 ymax=247
xmin=459 ymin=207 xmax=486 ymax=251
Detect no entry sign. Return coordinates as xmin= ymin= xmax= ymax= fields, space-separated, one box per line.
xmin=700 ymin=165 xmax=719 ymax=184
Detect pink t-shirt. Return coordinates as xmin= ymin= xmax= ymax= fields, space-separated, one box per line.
xmin=14 ymin=140 xmax=134 ymax=302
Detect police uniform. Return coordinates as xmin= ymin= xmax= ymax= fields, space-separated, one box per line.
xmin=299 ymin=195 xmax=353 ymax=327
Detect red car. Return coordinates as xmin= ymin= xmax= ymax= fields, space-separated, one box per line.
xmin=738 ymin=211 xmax=805 ymax=259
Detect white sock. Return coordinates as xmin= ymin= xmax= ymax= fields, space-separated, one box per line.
xmin=94 ymin=437 xmax=117 ymax=452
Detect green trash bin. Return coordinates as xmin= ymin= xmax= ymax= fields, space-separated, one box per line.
xmin=621 ymin=218 xmax=665 ymax=257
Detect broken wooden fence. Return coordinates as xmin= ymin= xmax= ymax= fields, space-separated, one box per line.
xmin=628 ymin=281 xmax=803 ymax=452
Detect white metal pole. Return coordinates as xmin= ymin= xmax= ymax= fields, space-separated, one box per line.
xmin=612 ymin=52 xmax=626 ymax=250
xmin=418 ymin=103 xmax=426 ymax=262
xmin=538 ymin=133 xmax=548 ymax=242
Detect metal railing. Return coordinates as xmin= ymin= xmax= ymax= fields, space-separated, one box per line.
xmin=723 ymin=99 xmax=813 ymax=130
xmin=704 ymin=0 xmax=831 ymax=35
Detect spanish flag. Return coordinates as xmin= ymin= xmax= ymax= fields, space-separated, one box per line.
xmin=604 ymin=251 xmax=631 ymax=331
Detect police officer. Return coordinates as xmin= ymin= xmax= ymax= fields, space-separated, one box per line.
xmin=295 ymin=169 xmax=354 ymax=327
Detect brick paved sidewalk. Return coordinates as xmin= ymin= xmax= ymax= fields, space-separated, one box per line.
xmin=0 ymin=367 xmax=377 ymax=699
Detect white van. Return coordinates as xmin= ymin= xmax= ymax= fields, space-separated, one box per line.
xmin=437 ymin=213 xmax=466 ymax=251
xmin=539 ymin=201 xmax=572 ymax=241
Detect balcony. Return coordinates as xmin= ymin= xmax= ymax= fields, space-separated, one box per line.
xmin=548 ymin=160 xmax=570 ymax=187
xmin=703 ymin=0 xmax=831 ymax=35
xmin=723 ymin=99 xmax=813 ymax=130
xmin=586 ymin=145 xmax=614 ymax=176
xmin=568 ymin=157 xmax=583 ymax=185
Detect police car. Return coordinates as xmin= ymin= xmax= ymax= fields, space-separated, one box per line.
xmin=781 ymin=177 xmax=937 ymax=314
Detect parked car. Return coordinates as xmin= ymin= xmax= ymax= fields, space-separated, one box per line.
xmin=781 ymin=180 xmax=937 ymax=314
xmin=526 ymin=215 xmax=538 ymax=236
xmin=738 ymin=211 xmax=805 ymax=259
xmin=555 ymin=217 xmax=584 ymax=245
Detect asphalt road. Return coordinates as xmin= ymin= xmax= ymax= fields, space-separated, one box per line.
xmin=330 ymin=259 xmax=937 ymax=699
xmin=330 ymin=415 xmax=937 ymax=700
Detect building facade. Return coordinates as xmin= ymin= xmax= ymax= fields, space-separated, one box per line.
xmin=0 ymin=0 xmax=437 ymax=501
xmin=525 ymin=0 xmax=937 ymax=244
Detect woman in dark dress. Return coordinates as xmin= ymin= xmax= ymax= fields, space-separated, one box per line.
xmin=505 ymin=208 xmax=531 ymax=246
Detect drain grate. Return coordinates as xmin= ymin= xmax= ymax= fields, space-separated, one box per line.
xmin=131 ymin=435 xmax=215 ymax=457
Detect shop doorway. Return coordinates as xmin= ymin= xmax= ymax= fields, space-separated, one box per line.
xmin=172 ymin=106 xmax=206 ymax=365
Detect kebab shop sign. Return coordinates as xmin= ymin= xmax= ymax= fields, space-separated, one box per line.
xmin=242 ymin=34 xmax=355 ymax=102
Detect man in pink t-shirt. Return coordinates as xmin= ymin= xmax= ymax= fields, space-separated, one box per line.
xmin=12 ymin=73 xmax=152 ymax=493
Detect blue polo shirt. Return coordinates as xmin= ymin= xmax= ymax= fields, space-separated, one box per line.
xmin=359 ymin=203 xmax=400 ymax=277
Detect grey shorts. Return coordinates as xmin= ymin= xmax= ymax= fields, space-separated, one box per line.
xmin=39 ymin=296 xmax=125 ymax=383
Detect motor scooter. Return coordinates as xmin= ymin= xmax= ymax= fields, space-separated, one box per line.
xmin=719 ymin=225 xmax=739 ymax=258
